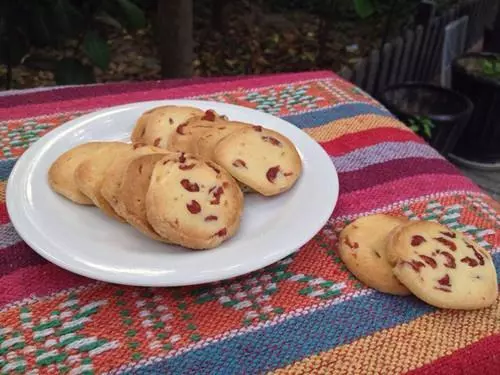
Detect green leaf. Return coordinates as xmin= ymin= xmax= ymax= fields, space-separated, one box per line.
xmin=55 ymin=58 xmax=95 ymax=85
xmin=423 ymin=124 xmax=432 ymax=139
xmin=94 ymin=11 xmax=123 ymax=30
xmin=83 ymin=31 xmax=110 ymax=70
xmin=353 ymin=0 xmax=376 ymax=18
xmin=115 ymin=0 xmax=146 ymax=30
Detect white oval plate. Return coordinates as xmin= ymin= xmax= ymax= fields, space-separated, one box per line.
xmin=7 ymin=100 xmax=339 ymax=287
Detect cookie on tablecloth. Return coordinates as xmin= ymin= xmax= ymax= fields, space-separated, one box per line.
xmin=74 ymin=142 xmax=131 ymax=221
xmin=146 ymin=153 xmax=244 ymax=249
xmin=338 ymin=214 xmax=411 ymax=295
xmin=213 ymin=126 xmax=302 ymax=196
xmin=48 ymin=142 xmax=111 ymax=205
xmin=131 ymin=106 xmax=204 ymax=149
xmin=387 ymin=221 xmax=498 ymax=310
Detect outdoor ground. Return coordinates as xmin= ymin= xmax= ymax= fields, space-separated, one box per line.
xmin=3 ymin=0 xmax=451 ymax=90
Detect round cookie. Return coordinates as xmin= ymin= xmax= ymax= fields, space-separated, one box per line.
xmin=117 ymin=153 xmax=171 ymax=242
xmin=131 ymin=106 xmax=204 ymax=149
xmin=48 ymin=142 xmax=110 ymax=205
xmin=146 ymin=153 xmax=244 ymax=249
xmin=213 ymin=126 xmax=302 ymax=196
xmin=74 ymin=142 xmax=131 ymax=221
xmin=101 ymin=144 xmax=171 ymax=218
xmin=387 ymin=221 xmax=498 ymax=310
xmin=338 ymin=214 xmax=411 ymax=295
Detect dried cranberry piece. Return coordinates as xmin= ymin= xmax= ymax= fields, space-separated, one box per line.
xmin=232 ymin=159 xmax=247 ymax=168
xmin=205 ymin=215 xmax=218 ymax=222
xmin=434 ymin=237 xmax=457 ymax=251
xmin=266 ymin=166 xmax=280 ymax=183
xmin=179 ymin=163 xmax=195 ymax=170
xmin=186 ymin=200 xmax=201 ymax=214
xmin=202 ymin=110 xmax=217 ymax=121
xmin=437 ymin=274 xmax=451 ymax=287
xmin=411 ymin=235 xmax=426 ymax=246
xmin=419 ymin=255 xmax=437 ymax=268
xmin=460 ymin=256 xmax=479 ymax=267
xmin=253 ymin=125 xmax=263 ymax=132
xmin=439 ymin=251 xmax=456 ymax=269
xmin=262 ymin=136 xmax=282 ymax=146
xmin=153 ymin=137 xmax=161 ymax=147
xmin=210 ymin=186 xmax=224 ymax=205
xmin=180 ymin=179 xmax=200 ymax=192
xmin=343 ymin=236 xmax=359 ymax=249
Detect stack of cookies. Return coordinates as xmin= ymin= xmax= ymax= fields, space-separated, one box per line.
xmin=338 ymin=214 xmax=498 ymax=310
xmin=47 ymin=105 xmax=302 ymax=250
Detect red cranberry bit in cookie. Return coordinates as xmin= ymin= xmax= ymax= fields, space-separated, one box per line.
xmin=232 ymin=159 xmax=247 ymax=168
xmin=215 ymin=228 xmax=227 ymax=237
xmin=206 ymin=162 xmax=221 ymax=174
xmin=284 ymin=172 xmax=293 ymax=177
xmin=186 ymin=200 xmax=201 ymax=214
xmin=460 ymin=256 xmax=479 ymax=267
xmin=261 ymin=136 xmax=282 ymax=147
xmin=434 ymin=286 xmax=452 ymax=293
xmin=434 ymin=237 xmax=457 ymax=251
xmin=202 ymin=110 xmax=217 ymax=121
xmin=205 ymin=215 xmax=218 ymax=222
xmin=403 ymin=260 xmax=426 ymax=272
xmin=176 ymin=123 xmax=187 ymax=135
xmin=153 ymin=137 xmax=161 ymax=147
xmin=266 ymin=166 xmax=280 ymax=183
xmin=343 ymin=236 xmax=359 ymax=249
xmin=179 ymin=163 xmax=195 ymax=170
xmin=169 ymin=118 xmax=174 ymax=124
xmin=440 ymin=231 xmax=456 ymax=238
xmin=419 ymin=255 xmax=437 ymax=268
xmin=179 ymin=153 xmax=186 ymax=163
xmin=439 ymin=251 xmax=456 ymax=268
xmin=466 ymin=243 xmax=485 ymax=266
xmin=180 ymin=179 xmax=200 ymax=192
xmin=411 ymin=235 xmax=426 ymax=246
xmin=210 ymin=186 xmax=224 ymax=205
xmin=253 ymin=125 xmax=263 ymax=132
xmin=437 ymin=274 xmax=451 ymax=287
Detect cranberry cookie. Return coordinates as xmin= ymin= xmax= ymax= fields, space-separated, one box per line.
xmin=387 ymin=221 xmax=498 ymax=310
xmin=338 ymin=214 xmax=410 ymax=295
xmin=146 ymin=153 xmax=244 ymax=249
xmin=213 ymin=126 xmax=302 ymax=196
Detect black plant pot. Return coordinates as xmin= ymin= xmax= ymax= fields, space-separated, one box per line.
xmin=451 ymin=53 xmax=500 ymax=163
xmin=379 ymin=83 xmax=473 ymax=157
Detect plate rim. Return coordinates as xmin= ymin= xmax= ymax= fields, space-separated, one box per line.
xmin=6 ymin=99 xmax=339 ymax=286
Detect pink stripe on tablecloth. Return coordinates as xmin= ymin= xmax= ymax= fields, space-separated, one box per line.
xmin=338 ymin=158 xmax=459 ymax=194
xmin=0 ymin=263 xmax=94 ymax=307
xmin=0 ymin=71 xmax=336 ymax=121
xmin=0 ymin=74 xmax=286 ymax=108
xmin=333 ymin=174 xmax=481 ymax=217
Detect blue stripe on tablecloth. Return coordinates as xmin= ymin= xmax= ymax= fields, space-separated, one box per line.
xmin=0 ymin=159 xmax=16 ymax=181
xmin=128 ymin=253 xmax=500 ymax=375
xmin=331 ymin=141 xmax=442 ymax=173
xmin=283 ymin=102 xmax=392 ymax=129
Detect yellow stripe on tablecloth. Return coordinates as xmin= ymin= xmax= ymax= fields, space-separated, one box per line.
xmin=303 ymin=114 xmax=409 ymax=142
xmin=270 ymin=297 xmax=500 ymax=375
xmin=0 ymin=181 xmax=5 ymax=202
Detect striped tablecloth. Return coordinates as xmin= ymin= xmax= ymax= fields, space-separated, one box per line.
xmin=0 ymin=71 xmax=499 ymax=374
